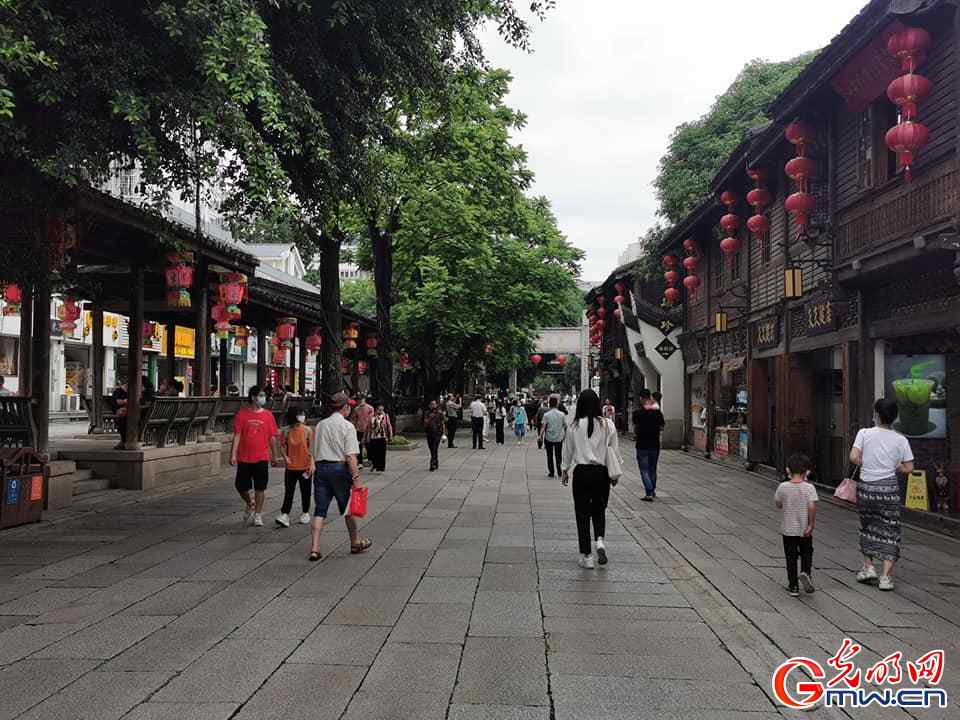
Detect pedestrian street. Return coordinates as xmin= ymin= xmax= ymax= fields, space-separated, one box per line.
xmin=1 ymin=438 xmax=959 ymax=720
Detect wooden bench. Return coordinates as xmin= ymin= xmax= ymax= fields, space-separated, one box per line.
xmin=213 ymin=397 xmax=243 ymax=433
xmin=134 ymin=397 xmax=225 ymax=447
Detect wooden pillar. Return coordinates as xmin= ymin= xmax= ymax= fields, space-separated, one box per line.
xmin=193 ymin=257 xmax=209 ymax=396
xmin=747 ymin=358 xmax=769 ymax=464
xmin=30 ymin=278 xmax=51 ymax=453
xmin=125 ymin=265 xmax=144 ymax=449
xmin=165 ymin=321 xmax=176 ymax=388
xmin=219 ymin=338 xmax=229 ymax=397
xmin=18 ymin=282 xmax=33 ymax=396
xmin=256 ymin=324 xmax=267 ymax=387
xmin=92 ymin=308 xmax=105 ymax=430
xmin=298 ymin=329 xmax=307 ymax=395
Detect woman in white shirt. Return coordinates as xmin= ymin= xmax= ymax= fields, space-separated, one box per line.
xmin=561 ymin=389 xmax=619 ymax=569
xmin=849 ymin=398 xmax=914 ymax=592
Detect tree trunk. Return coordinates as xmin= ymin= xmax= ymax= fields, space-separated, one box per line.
xmin=371 ymin=228 xmax=394 ymax=414
xmin=319 ymin=233 xmax=342 ymax=406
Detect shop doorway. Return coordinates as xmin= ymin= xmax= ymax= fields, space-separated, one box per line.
xmin=811 ymin=347 xmax=845 ymax=486
xmin=748 ymin=358 xmax=778 ymax=468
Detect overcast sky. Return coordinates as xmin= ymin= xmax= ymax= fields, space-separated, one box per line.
xmin=480 ymin=0 xmax=868 ymax=282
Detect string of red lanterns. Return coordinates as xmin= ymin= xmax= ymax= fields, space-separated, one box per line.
xmin=746 ymin=167 xmax=771 ymax=249
xmin=784 ymin=119 xmax=818 ymax=242
xmin=662 ymin=254 xmax=680 ymax=307
xmin=718 ymin=190 xmax=742 ymax=265
xmin=164 ymin=252 xmax=195 ymax=309
xmin=305 ymin=327 xmax=323 ymax=355
xmin=885 ymin=26 xmax=932 ymax=183
xmin=682 ymin=238 xmax=702 ymax=298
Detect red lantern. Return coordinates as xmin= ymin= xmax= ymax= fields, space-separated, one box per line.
xmin=683 ymin=275 xmax=701 ymax=291
xmin=663 ymin=270 xmax=679 ymax=285
xmin=531 ymin=354 xmax=542 ymax=365
xmin=164 ymin=252 xmax=195 ymax=309
xmin=885 ymin=121 xmax=930 ymax=182
xmin=613 ymin=294 xmax=625 ymax=305
xmin=785 ymin=191 xmax=817 ymax=230
xmin=614 ymin=282 xmax=625 ymax=294
xmin=887 ymin=72 xmax=931 ymax=120
xmin=682 ymin=256 xmax=699 ymax=271
xmin=3 ymin=284 xmax=22 ymax=315
xmin=663 ymin=287 xmax=680 ymax=306
xmin=720 ymin=190 xmax=738 ymax=208
xmin=887 ymin=26 xmax=931 ymax=73
xmin=746 ymin=187 xmax=771 ymax=209
xmin=276 ymin=317 xmax=297 ymax=348
xmin=720 ymin=236 xmax=742 ymax=255
xmin=305 ymin=328 xmax=323 ymax=354
xmin=720 ymin=213 xmax=740 ymax=233
xmin=785 ymin=156 xmax=818 ymax=183
xmin=211 ymin=304 xmax=232 ymax=340
xmin=596 ymin=307 xmax=606 ymax=318
xmin=785 ymin=120 xmax=815 ymax=150
xmin=746 ymin=167 xmax=767 ymax=183
xmin=218 ymin=274 xmax=245 ymax=315
xmin=662 ymin=255 xmax=676 ymax=268
xmin=682 ymin=238 xmax=696 ymax=253
xmin=747 ymin=213 xmax=771 ymax=238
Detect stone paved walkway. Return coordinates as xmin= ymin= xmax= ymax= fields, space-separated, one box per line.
xmin=1 ymin=437 xmax=959 ymax=720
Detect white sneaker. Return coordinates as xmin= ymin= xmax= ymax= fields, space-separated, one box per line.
xmin=578 ymin=555 xmax=595 ymax=569
xmin=275 ymin=513 xmax=290 ymax=528
xmin=856 ymin=565 xmax=878 ymax=584
xmin=799 ymin=572 xmax=815 ymax=594
xmin=244 ymin=507 xmax=255 ymax=524
xmin=878 ymin=575 xmax=894 ymax=591
xmin=253 ymin=513 xmax=264 ymax=527
xmin=299 ymin=512 xmax=311 ymax=525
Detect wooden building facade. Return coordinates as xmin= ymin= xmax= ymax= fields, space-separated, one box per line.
xmin=665 ymin=0 xmax=960 ymax=515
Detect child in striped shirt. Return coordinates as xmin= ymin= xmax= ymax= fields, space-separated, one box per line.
xmin=775 ymin=453 xmax=818 ymax=597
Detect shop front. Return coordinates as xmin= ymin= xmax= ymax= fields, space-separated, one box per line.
xmin=707 ymin=325 xmax=748 ymax=462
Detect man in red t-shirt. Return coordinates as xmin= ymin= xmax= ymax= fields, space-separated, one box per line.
xmin=230 ymin=385 xmax=282 ymax=526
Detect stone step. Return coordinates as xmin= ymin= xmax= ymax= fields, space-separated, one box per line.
xmin=72 ymin=474 xmax=111 ymax=496
xmin=48 ymin=459 xmax=77 ymax=477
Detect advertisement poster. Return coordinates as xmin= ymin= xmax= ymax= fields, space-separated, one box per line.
xmin=884 ymin=355 xmax=947 ymax=438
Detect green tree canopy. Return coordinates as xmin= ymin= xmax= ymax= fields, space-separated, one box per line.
xmin=340 ymin=277 xmax=376 ymax=318
xmin=653 ymin=54 xmax=814 ymax=225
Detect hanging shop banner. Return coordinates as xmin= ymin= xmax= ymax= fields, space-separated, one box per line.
xmin=753 ymin=317 xmax=779 ymax=350
xmin=174 ymin=327 xmax=196 ymax=359
xmin=905 ymin=470 xmax=929 ymax=511
xmin=830 ymin=20 xmax=903 ymax=112
xmin=884 ymin=354 xmax=947 ymax=438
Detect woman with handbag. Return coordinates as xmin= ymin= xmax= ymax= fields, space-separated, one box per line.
xmin=561 ymin=389 xmax=620 ymax=569
xmin=849 ymin=398 xmax=914 ymax=592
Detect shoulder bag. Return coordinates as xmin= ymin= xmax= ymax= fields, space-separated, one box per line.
xmin=603 ymin=418 xmax=623 ymax=485
xmin=835 ymin=432 xmax=864 ymax=503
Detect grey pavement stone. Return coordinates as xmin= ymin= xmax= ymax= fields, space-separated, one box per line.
xmin=113 ymin=541 xmax=201 ymax=566
xmin=360 ymin=562 xmax=425 ymax=588
xmin=0 ymin=623 xmax=80 ymax=664
xmin=454 ymin=637 xmax=548 ymax=706
xmin=540 ymin=602 xmax=698 ymax=621
xmin=123 ymin=580 xmax=228 ymax=616
xmin=0 ymin=586 xmax=95 ymax=616
xmin=288 ymin=624 xmax=390 ymax=666
xmin=342 ymin=691 xmax=450 ymax=720
xmin=188 ymin=557 xmax=267 ymax=581
xmin=390 ymin=602 xmax=471 ymax=644
xmin=483 ymin=547 xmax=536 ymax=563
xmin=547 ymin=632 xmax=722 ymax=656
xmin=410 ymin=576 xmax=478 ymax=604
xmin=100 ymin=625 xmax=228 ymax=671
xmin=393 ymin=528 xmax=446 ymax=550
xmin=548 ymin=650 xmax=752 ymax=681
xmin=445 ymin=527 xmax=490 ymax=540
xmin=32 ymin=614 xmax=173 ymax=659
xmin=479 ymin=563 xmax=538 ymax=590
xmin=170 ymin=585 xmax=281 ymax=629
xmin=542 ymin=616 xmax=714 ymax=639
xmin=121 ymin=703 xmax=240 ymax=720
xmin=538 ymin=562 xmax=670 ymax=584
xmin=56 ymin=562 xmax=155 ymax=587
xmin=377 ymin=548 xmax=435 ymax=568
xmin=426 ymin=547 xmax=486 ymax=577
xmin=551 ymin=675 xmax=772 ymax=713
xmin=469 ymin=591 xmax=543 ymax=637
xmin=448 ymin=705 xmax=550 ymax=720
xmin=152 ymin=637 xmax=298 ymax=702
xmin=235 ymin=664 xmax=365 ymax=720
xmin=15 ymin=670 xmax=172 ymax=720
xmin=325 ymin=585 xmax=412 ymax=626
xmin=360 ymin=642 xmax=462 ymax=695
xmin=539 ymin=589 xmax=690 ymax=607
xmin=232 ymin=595 xmax=335 ymax=639
xmin=0 ymin=658 xmax=99 ymax=720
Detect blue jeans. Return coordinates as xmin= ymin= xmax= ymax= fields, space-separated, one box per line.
xmin=636 ymin=449 xmax=660 ymax=496
xmin=313 ymin=462 xmax=352 ymax=518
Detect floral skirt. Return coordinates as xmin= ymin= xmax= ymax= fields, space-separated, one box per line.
xmin=857 ymin=477 xmax=902 ymax=562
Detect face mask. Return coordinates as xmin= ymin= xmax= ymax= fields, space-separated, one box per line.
xmin=296 ymin=414 xmax=306 ymax=424
xmin=256 ymin=395 xmax=267 ymax=407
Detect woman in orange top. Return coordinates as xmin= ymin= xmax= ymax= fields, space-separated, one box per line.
xmin=276 ymin=406 xmax=314 ymax=527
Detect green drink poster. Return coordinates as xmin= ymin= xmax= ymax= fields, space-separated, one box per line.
xmin=884 ymin=354 xmax=947 ymax=438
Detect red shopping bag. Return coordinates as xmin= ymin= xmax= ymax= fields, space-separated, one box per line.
xmin=346 ymin=486 xmax=368 ymax=519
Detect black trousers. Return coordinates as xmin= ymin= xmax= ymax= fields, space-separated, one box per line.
xmin=544 ymin=440 xmax=563 ymax=476
xmin=368 ymin=437 xmax=387 ymax=471
xmin=495 ymin=419 xmax=505 ymax=444
xmin=471 ymin=417 xmax=484 ymax=449
xmin=782 ymin=535 xmax=813 ymax=589
xmin=446 ymin=418 xmax=458 ymax=447
xmin=281 ymin=469 xmax=311 ymax=514
xmin=427 ymin=429 xmax=441 ymax=469
xmin=572 ymin=464 xmax=610 ymax=555
xmin=356 ymin=430 xmax=365 ymax=463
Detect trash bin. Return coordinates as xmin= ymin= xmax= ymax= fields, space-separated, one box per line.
xmin=0 ymin=449 xmax=45 ymax=529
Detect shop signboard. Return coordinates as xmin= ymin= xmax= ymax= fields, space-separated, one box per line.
xmin=884 ymin=354 xmax=947 ymax=438
xmin=174 ymin=327 xmax=196 ymax=359
xmin=905 ymin=470 xmax=929 ymax=511
xmin=806 ymin=297 xmax=835 ymax=337
xmin=753 ymin=317 xmax=779 ymax=350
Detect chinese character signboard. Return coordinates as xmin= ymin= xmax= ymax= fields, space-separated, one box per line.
xmin=806 ymin=298 xmax=836 ymax=337
xmin=753 ymin=317 xmax=779 ymax=350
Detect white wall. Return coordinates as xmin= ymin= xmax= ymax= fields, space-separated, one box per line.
xmin=624 ymin=318 xmax=684 ymax=448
